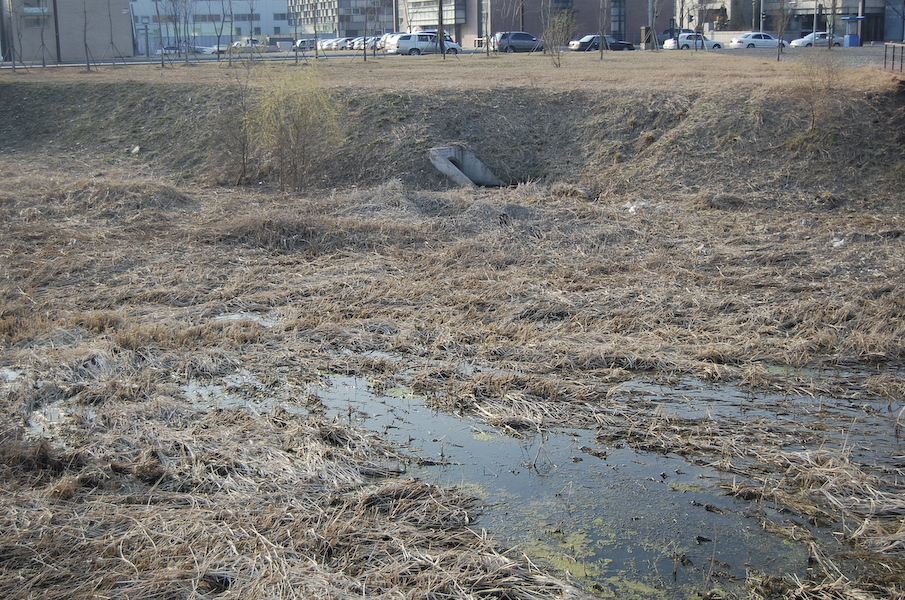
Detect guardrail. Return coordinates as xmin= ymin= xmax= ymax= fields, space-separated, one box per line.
xmin=884 ymin=42 xmax=905 ymax=73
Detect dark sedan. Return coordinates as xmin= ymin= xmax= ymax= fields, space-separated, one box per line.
xmin=568 ymin=34 xmax=635 ymax=51
xmin=492 ymin=31 xmax=544 ymax=53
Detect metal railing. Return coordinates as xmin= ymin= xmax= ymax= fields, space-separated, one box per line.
xmin=884 ymin=42 xmax=905 ymax=73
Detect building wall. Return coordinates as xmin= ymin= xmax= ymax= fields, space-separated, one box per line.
xmin=1 ymin=0 xmax=133 ymax=63
xmin=286 ymin=0 xmax=394 ymax=38
xmin=382 ymin=0 xmax=674 ymax=48
xmin=675 ymin=0 xmax=891 ymax=41
xmin=129 ymin=0 xmax=294 ymax=54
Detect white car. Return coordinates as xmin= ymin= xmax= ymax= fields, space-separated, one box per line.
xmin=327 ymin=38 xmax=353 ymax=50
xmin=292 ymin=39 xmax=317 ymax=52
xmin=386 ymin=32 xmax=462 ymax=55
xmin=657 ymin=28 xmax=694 ymax=45
xmin=201 ymin=44 xmax=230 ymax=54
xmin=663 ymin=33 xmax=722 ymax=50
xmin=789 ymin=32 xmax=844 ymax=47
xmin=232 ymin=38 xmax=262 ymax=49
xmin=728 ymin=32 xmax=786 ymax=48
xmin=378 ymin=32 xmax=405 ymax=50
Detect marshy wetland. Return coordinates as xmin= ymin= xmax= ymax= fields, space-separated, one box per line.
xmin=1 ymin=52 xmax=905 ymax=599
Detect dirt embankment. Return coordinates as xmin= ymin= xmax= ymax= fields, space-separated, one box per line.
xmin=1 ymin=56 xmax=904 ymax=203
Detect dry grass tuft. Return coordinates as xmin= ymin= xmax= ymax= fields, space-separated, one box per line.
xmin=50 ymin=180 xmax=197 ymax=221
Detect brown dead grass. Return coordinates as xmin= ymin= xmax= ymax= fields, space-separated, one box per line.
xmin=0 ymin=50 xmax=892 ymax=94
xmin=1 ymin=53 xmax=905 ymax=599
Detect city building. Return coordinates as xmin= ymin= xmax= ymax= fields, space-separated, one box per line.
xmin=127 ymin=0 xmax=298 ymax=54
xmin=0 ymin=0 xmax=133 ymax=63
xmin=673 ymin=0 xmax=892 ymax=42
xmin=286 ymin=0 xmax=676 ymax=47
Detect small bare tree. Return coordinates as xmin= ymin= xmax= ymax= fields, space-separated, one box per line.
xmin=597 ymin=0 xmax=611 ymax=57
xmin=773 ymin=0 xmax=792 ymax=61
xmin=81 ymin=0 xmax=91 ymax=71
xmin=207 ymin=0 xmax=229 ymax=60
xmin=825 ymin=0 xmax=838 ymax=50
xmin=34 ymin=0 xmax=54 ymax=66
xmin=438 ymin=0 xmax=446 ymax=57
xmin=7 ymin=0 xmax=24 ymax=71
xmin=155 ymin=0 xmax=167 ymax=65
xmin=180 ymin=0 xmax=195 ymax=63
xmin=542 ymin=3 xmax=573 ymax=67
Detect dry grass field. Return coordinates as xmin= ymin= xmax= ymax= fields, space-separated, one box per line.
xmin=1 ymin=51 xmax=904 ymax=599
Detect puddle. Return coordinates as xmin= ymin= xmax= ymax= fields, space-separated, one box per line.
xmin=172 ymin=372 xmax=901 ymax=596
xmin=1 ymin=367 xmax=22 ymax=382
xmin=213 ymin=312 xmax=280 ymax=327
xmin=28 ymin=404 xmax=68 ymax=436
xmin=610 ymin=377 xmax=904 ymax=472
xmin=310 ymin=376 xmax=818 ymax=598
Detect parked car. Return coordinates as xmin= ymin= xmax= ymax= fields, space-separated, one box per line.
xmin=789 ymin=32 xmax=844 ymax=47
xmin=378 ymin=32 xmax=404 ymax=50
xmin=318 ymin=38 xmax=335 ymax=50
xmin=568 ymin=34 xmax=635 ymax=51
xmin=155 ymin=46 xmax=180 ymax=55
xmin=292 ymin=39 xmax=317 ymax=51
xmin=657 ymin=28 xmax=694 ymax=45
xmin=386 ymin=32 xmax=462 ymax=55
xmin=492 ymin=31 xmax=544 ymax=53
xmin=327 ymin=37 xmax=353 ymax=50
xmin=663 ymin=33 xmax=722 ymax=50
xmin=201 ymin=44 xmax=230 ymax=54
xmin=232 ymin=37 xmax=261 ymax=48
xmin=728 ymin=32 xmax=786 ymax=48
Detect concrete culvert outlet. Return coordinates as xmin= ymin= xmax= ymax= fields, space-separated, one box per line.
xmin=429 ymin=146 xmax=505 ymax=187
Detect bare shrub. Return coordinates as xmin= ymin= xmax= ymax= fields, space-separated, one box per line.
xmin=543 ymin=9 xmax=574 ymax=68
xmin=253 ymin=68 xmax=341 ymax=191
xmin=792 ymin=51 xmax=842 ymax=131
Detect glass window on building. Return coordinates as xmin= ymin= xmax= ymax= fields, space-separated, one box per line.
xmin=611 ymin=0 xmax=625 ymax=39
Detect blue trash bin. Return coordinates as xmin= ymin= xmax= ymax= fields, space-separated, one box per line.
xmin=844 ymin=34 xmax=860 ymax=47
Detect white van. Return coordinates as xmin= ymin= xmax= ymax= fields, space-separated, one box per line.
xmin=386 ymin=32 xmax=461 ymax=55
xmin=233 ymin=37 xmax=262 ymax=48
xmin=292 ymin=39 xmax=317 ymax=51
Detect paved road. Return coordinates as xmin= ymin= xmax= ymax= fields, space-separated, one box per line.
xmin=1 ymin=43 xmax=899 ymax=70
xmin=711 ymin=43 xmax=894 ymax=68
